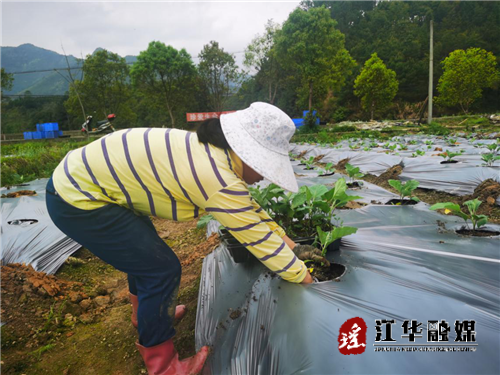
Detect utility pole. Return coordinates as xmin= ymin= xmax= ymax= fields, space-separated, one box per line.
xmin=428 ymin=19 xmax=433 ymax=124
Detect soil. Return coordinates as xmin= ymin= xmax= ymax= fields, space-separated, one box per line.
xmin=309 ymin=262 xmax=346 ymax=282
xmin=455 ymin=228 xmax=500 ymax=237
xmin=1 ymin=190 xmax=37 ymax=198
xmin=340 ymin=201 xmax=366 ymax=210
xmin=229 ymin=309 xmax=242 ymax=320
xmin=1 ymin=217 xmax=218 ymax=374
xmin=336 ymin=158 xmax=350 ymax=171
xmin=297 ymin=151 xmax=307 ymax=159
xmin=313 ymin=155 xmax=325 ymax=163
xmin=370 ymin=164 xmax=403 ymax=187
xmin=347 ymin=181 xmax=362 ymax=188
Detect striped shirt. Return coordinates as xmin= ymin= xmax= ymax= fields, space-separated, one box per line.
xmin=52 ymin=128 xmax=306 ymax=283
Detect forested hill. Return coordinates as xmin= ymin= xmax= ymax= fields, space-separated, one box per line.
xmin=304 ymin=0 xmax=500 ymax=104
xmin=1 ymin=44 xmax=137 ymax=95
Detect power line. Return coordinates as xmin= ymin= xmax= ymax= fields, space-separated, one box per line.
xmin=7 ymin=51 xmax=246 ymax=75
xmin=3 ymin=94 xmax=69 ymax=98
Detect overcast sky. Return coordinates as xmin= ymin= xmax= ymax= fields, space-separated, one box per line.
xmin=2 ymin=1 xmax=301 ymax=67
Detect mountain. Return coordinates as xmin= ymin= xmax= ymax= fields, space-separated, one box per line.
xmin=1 ymin=44 xmax=81 ymax=95
xmin=1 ymin=44 xmax=137 ymax=96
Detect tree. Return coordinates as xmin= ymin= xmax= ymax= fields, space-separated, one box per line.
xmin=1 ymin=68 xmax=14 ymax=94
xmin=244 ymin=20 xmax=282 ymax=104
xmin=436 ymin=48 xmax=498 ymax=114
xmin=354 ymin=53 xmax=399 ymax=120
xmin=65 ymin=50 xmax=134 ymax=129
xmin=81 ymin=50 xmax=131 ymax=117
xmin=275 ymin=7 xmax=356 ymax=112
xmin=198 ymin=41 xmax=240 ymax=112
xmin=131 ymin=41 xmax=197 ymax=128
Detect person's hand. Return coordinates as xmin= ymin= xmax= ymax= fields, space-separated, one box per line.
xmin=300 ymin=270 xmax=314 ymax=284
xmin=293 ymin=244 xmax=330 ymax=267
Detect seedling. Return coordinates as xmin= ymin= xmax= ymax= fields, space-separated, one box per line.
xmin=345 ymin=163 xmax=365 ymax=182
xmin=316 ymin=226 xmax=357 ymax=257
xmin=411 ymin=150 xmax=426 ymax=158
xmin=369 ymin=141 xmax=378 ymax=148
xmin=398 ymin=144 xmax=408 ymax=151
xmin=408 ymin=140 xmax=418 ymax=145
xmin=481 ymin=153 xmax=500 ymax=166
xmin=440 ymin=149 xmax=464 ymax=162
xmin=486 ymin=143 xmax=500 ymax=153
xmin=304 ymin=156 xmax=315 ymax=169
xmin=317 ymin=163 xmax=335 ymax=176
xmin=349 ymin=143 xmax=360 ymax=150
xmin=388 ymin=179 xmax=420 ymax=202
xmin=430 ymin=199 xmax=488 ymax=231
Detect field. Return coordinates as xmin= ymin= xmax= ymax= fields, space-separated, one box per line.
xmin=1 ymin=115 xmax=500 ymax=374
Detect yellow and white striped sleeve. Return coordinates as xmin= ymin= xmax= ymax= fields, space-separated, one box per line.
xmin=205 ymin=182 xmax=306 ymax=283
xmin=249 ymin=196 xmax=287 ymax=238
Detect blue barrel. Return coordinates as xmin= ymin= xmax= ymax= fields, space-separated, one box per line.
xmin=24 ymin=132 xmax=33 ymax=140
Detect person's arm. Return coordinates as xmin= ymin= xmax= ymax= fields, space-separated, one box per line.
xmin=205 ymin=182 xmax=308 ymax=284
xmin=283 ymin=235 xmax=296 ymax=250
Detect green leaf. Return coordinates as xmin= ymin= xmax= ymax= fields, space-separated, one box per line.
xmin=197 ymin=214 xmax=214 ymax=229
xmin=388 ymin=179 xmax=402 ymax=191
xmin=464 ymin=199 xmax=482 ymax=215
xmin=291 ymin=192 xmax=308 ymax=209
xmin=308 ymin=185 xmax=329 ymax=200
xmin=429 ymin=202 xmax=469 ymax=221
xmin=475 ymin=215 xmax=488 ymax=228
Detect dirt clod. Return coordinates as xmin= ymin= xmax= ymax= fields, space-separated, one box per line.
xmin=1 ymin=190 xmax=37 ymax=198
xmin=229 ymin=309 xmax=242 ymax=320
xmin=94 ymin=296 xmax=110 ymax=307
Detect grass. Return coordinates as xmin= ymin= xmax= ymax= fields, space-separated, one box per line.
xmin=30 ymin=344 xmax=55 ymax=360
xmin=1 ymin=140 xmax=91 ymax=186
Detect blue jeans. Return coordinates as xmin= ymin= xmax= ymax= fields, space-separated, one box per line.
xmin=46 ymin=177 xmax=181 ymax=347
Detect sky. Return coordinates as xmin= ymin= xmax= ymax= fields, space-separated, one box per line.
xmin=1 ymin=0 xmax=301 ymax=67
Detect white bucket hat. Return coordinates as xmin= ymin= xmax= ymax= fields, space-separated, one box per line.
xmin=220 ymin=102 xmax=299 ymax=193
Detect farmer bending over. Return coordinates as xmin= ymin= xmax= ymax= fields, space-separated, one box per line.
xmin=46 ymin=102 xmax=322 ymax=375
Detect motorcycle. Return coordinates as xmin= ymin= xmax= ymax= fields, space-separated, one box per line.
xmin=81 ymin=114 xmax=116 ymax=134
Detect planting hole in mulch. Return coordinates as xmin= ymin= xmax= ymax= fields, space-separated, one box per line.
xmin=1 ymin=190 xmax=37 ymax=198
xmin=347 ymin=181 xmax=362 ymax=188
xmin=440 ymin=160 xmax=459 ymax=164
xmin=455 ymin=228 xmax=500 ymax=237
xmin=8 ymin=219 xmax=38 ymax=226
xmin=385 ymin=199 xmax=418 ymax=206
xmin=319 ymin=172 xmax=335 ymax=177
xmin=310 ymin=262 xmax=346 ymax=282
xmin=304 ymin=167 xmax=315 ymax=170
